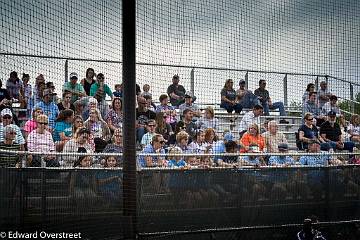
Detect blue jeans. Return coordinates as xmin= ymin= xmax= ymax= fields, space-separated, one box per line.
xmin=240 ymin=92 xmax=261 ymax=109
xmin=328 ymin=141 xmax=355 ymax=152
xmin=220 ymin=102 xmax=243 ymax=113
xmin=262 ymin=101 xmax=286 ymax=116
xmin=137 ymin=127 xmax=146 ymax=142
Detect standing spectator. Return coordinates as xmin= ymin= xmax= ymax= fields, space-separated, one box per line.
xmin=262 ymin=120 xmax=288 ymax=153
xmin=155 ymin=94 xmax=177 ymax=128
xmin=0 ymin=108 xmax=25 ymax=150
xmin=268 ymin=143 xmax=295 ymax=166
xmin=23 ymin=107 xmax=43 ymax=139
xmin=106 ymin=97 xmax=123 ymax=132
xmin=167 ymin=74 xmax=186 ymax=107
xmin=303 ymin=92 xmax=324 ymax=126
xmin=0 ymin=125 xmax=21 ymax=167
xmin=238 ymin=104 xmax=263 ymax=135
xmin=63 ymin=72 xmax=86 ymax=104
xmin=197 ymin=106 xmax=219 ymax=130
xmin=141 ymin=120 xmax=157 ymax=146
xmin=321 ymin=95 xmax=341 ymax=117
xmin=236 ymin=79 xmax=260 ymax=108
xmin=53 ymin=109 xmax=74 ymax=152
xmin=81 ymin=68 xmax=96 ymax=96
xmin=320 ymin=111 xmax=355 ymax=152
xmin=348 ymin=114 xmax=360 ymax=143
xmin=22 ymin=73 xmax=32 ymax=112
xmin=302 ymin=83 xmax=316 ymax=105
xmin=27 ymin=114 xmax=58 ymax=167
xmin=178 ymin=109 xmax=198 ymax=141
xmin=318 ymin=81 xmax=331 ymax=108
xmin=298 ymin=113 xmax=327 ymax=150
xmin=90 ymin=73 xmax=113 ymax=118
xmin=240 ymin=124 xmax=265 ymax=153
xmin=113 ymin=83 xmax=123 ymax=98
xmin=34 ymin=89 xmax=59 ymax=131
xmin=254 ymin=79 xmax=288 ymax=123
xmin=136 ymin=97 xmax=156 ymax=143
xmin=179 ymin=91 xmax=201 ymax=119
xmin=138 ymin=134 xmax=166 ymax=168
xmin=220 ymin=79 xmax=243 ymax=113
xmin=57 ymin=91 xmax=75 ymax=111
xmin=155 ymin=112 xmax=173 ymax=141
xmin=6 ymin=71 xmax=23 ymax=101
xmin=84 ymin=108 xmax=111 ymax=152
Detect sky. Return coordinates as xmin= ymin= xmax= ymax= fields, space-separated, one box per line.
xmin=0 ymin=0 xmax=359 ymax=104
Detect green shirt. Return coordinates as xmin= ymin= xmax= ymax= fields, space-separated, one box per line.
xmin=89 ymin=83 xmax=113 ymax=100
xmin=63 ymin=82 xmax=85 ymax=103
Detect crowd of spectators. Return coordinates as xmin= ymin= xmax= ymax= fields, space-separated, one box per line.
xmin=0 ymin=70 xmax=358 ymax=169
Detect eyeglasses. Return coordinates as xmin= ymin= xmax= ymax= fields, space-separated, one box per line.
xmin=148 ymin=124 xmax=156 ymax=127
xmin=159 ymin=140 xmax=165 ymax=144
xmin=8 ymin=132 xmax=16 ymax=135
xmin=97 ymin=77 xmax=104 ymax=80
xmin=306 ymin=118 xmax=314 ymax=121
xmin=38 ymin=122 xmax=48 ymax=125
xmin=3 ymin=115 xmax=12 ymax=119
xmin=75 ymin=120 xmax=83 ymax=123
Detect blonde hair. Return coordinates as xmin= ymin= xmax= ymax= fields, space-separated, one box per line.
xmin=248 ymin=123 xmax=260 ymax=135
xmin=36 ymin=114 xmax=48 ymax=123
xmin=176 ymin=131 xmax=189 ymax=144
xmin=205 ymin=106 xmax=214 ymax=118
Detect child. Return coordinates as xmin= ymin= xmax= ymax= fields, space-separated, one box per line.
xmin=141 ymin=84 xmax=152 ymax=98
xmin=113 ymin=83 xmax=123 ymax=98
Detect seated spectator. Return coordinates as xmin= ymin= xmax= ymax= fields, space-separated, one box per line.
xmin=303 ymin=92 xmax=325 ymax=126
xmin=321 ymin=95 xmax=341 ymax=117
xmin=0 ymin=79 xmax=12 ymax=111
xmin=63 ymin=127 xmax=94 ymax=167
xmin=238 ymin=104 xmax=263 ymax=135
xmin=302 ymin=83 xmax=316 ymax=105
xmin=80 ymin=96 xmax=99 ymax=121
xmin=320 ymin=111 xmax=355 ymax=152
xmin=318 ymin=80 xmax=331 ymax=108
xmin=136 ymin=96 xmax=156 ymax=143
xmin=28 ymin=77 xmax=46 ymax=112
xmin=73 ymin=147 xmax=93 ymax=168
xmin=174 ymin=130 xmax=196 ymax=164
xmin=90 ymin=73 xmax=113 ymax=118
xmin=350 ymin=148 xmax=360 ymax=164
xmin=143 ymin=95 xmax=156 ymax=112
xmin=254 ymin=79 xmax=288 ymax=123
xmin=103 ymin=128 xmax=123 ymax=164
xmin=27 ymin=114 xmax=58 ymax=167
xmin=58 ymin=91 xmax=75 ymax=111
xmin=0 ymin=108 xmax=25 ymax=150
xmin=179 ymin=91 xmax=201 ymax=119
xmin=299 ymin=141 xmax=330 ymax=166
xmin=220 ymin=79 xmax=242 ymax=113
xmin=177 ymin=109 xmax=198 ymax=141
xmin=155 ymin=94 xmax=176 ymax=127
xmin=84 ymin=108 xmax=111 ymax=152
xmin=262 ymin=120 xmax=288 ymax=153
xmin=188 ymin=129 xmax=208 ymax=154
xmin=236 ymin=79 xmax=260 ymax=108
xmin=298 ymin=112 xmax=328 ymax=150
xmin=80 ymin=68 xmax=96 ymax=96
xmin=53 ymin=109 xmax=74 ymax=152
xmin=197 ymin=106 xmax=219 ymax=130
xmin=6 ymin=71 xmax=23 ymax=101
xmin=219 ymin=140 xmax=239 ymax=164
xmin=348 ymin=114 xmax=360 ymax=143
xmin=141 ymin=120 xmax=157 ymax=146
xmin=155 ymin=112 xmax=173 ymax=141
xmin=140 ymin=84 xmax=152 ymax=98
xmin=0 ymin=125 xmax=21 ymax=167
xmin=113 ymin=83 xmax=123 ymax=98
xmin=213 ymin=131 xmax=233 ymax=163
xmin=167 ymin=74 xmax=186 ymax=107
xmin=240 ymin=143 xmax=266 ymax=166
xmin=268 ymin=143 xmax=295 ymax=166
xmin=21 ymin=73 xmax=32 ymax=112
xmin=23 ymin=107 xmax=43 ymax=139
xmin=106 ymin=97 xmax=123 ymax=132
xmin=34 ymin=89 xmax=59 ymax=131
xmin=167 ymin=120 xmax=185 ymax=145
xmin=204 ymin=128 xmax=218 ymax=150
xmin=139 ymin=134 xmax=166 ymax=168
xmin=63 ymin=72 xmax=86 ymax=104
xmin=46 ymin=81 xmax=59 ymax=103
xmin=167 ymin=146 xmax=187 ymax=168
xmin=240 ymin=123 xmax=265 ymax=153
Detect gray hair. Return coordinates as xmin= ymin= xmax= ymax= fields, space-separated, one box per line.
xmin=3 ymin=124 xmax=16 ymax=138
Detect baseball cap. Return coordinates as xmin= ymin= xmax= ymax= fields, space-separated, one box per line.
xmin=278 ymin=143 xmax=289 ymax=151
xmin=223 ymin=132 xmax=233 ymax=141
xmin=239 ymin=79 xmax=246 ymax=85
xmin=173 ymin=74 xmax=179 ymax=79
xmin=327 ymin=110 xmax=337 ymax=117
xmin=1 ymin=108 xmax=12 ymax=117
xmin=184 ymin=91 xmax=194 ymax=98
xmin=69 ymin=72 xmax=78 ymax=80
xmin=43 ymin=89 xmax=55 ymax=97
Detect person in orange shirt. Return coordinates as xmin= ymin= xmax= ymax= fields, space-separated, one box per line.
xmin=240 ymin=123 xmax=265 ymax=153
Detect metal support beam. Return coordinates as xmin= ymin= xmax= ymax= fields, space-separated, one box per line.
xmin=283 ymin=74 xmax=288 ymax=106
xmin=190 ymin=68 xmax=195 ymax=95
xmin=64 ymin=60 xmax=68 ymax=82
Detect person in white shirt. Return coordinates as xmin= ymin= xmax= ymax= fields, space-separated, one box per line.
xmin=238 ymin=104 xmax=263 ymax=136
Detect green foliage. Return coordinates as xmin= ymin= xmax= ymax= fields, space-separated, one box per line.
xmin=338 ymin=92 xmax=360 ymax=119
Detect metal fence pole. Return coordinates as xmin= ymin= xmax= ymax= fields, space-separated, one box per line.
xmin=283 ymin=74 xmax=288 ymax=107
xmin=350 ymin=84 xmax=354 ymax=113
xmin=245 ymin=71 xmax=249 ymax=87
xmin=315 ymin=76 xmax=319 ymax=92
xmin=191 ymin=68 xmax=195 ymax=95
xmin=64 ymin=60 xmax=68 ymax=82
xmin=122 ymin=0 xmax=137 ymax=239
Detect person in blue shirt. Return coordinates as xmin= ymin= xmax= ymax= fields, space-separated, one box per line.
xmin=241 ymin=143 xmax=266 ymax=166
xmin=299 ymin=141 xmax=330 ymax=166
xmin=167 ymin=146 xmax=187 ymax=168
xmin=213 ymin=131 xmax=233 ymax=163
xmin=34 ymin=89 xmax=59 ymax=130
xmin=268 ymin=143 xmax=296 ymax=166
xmin=53 ymin=109 xmax=74 ymax=151
xmin=138 ymin=134 xmax=166 ymax=168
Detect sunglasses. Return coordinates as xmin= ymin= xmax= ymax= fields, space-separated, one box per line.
xmin=3 ymin=115 xmax=12 ymax=119
xmin=306 ymin=118 xmax=314 ymax=121
xmin=148 ymin=124 xmax=156 ymax=127
xmin=159 ymin=140 xmax=165 ymax=144
xmin=97 ymin=77 xmax=104 ymax=80
xmin=8 ymin=131 xmax=16 ymax=135
xmin=38 ymin=122 xmax=48 ymax=125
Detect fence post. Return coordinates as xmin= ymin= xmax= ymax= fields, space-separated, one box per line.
xmin=64 ymin=60 xmax=68 ymax=82
xmin=315 ymin=76 xmax=319 ymax=92
xmin=245 ymin=71 xmax=249 ymax=87
xmin=350 ymin=84 xmax=354 ymax=113
xmin=283 ymin=74 xmax=288 ymax=107
xmin=190 ymin=68 xmax=195 ymax=95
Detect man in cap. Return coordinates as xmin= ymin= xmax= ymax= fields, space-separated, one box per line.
xmin=0 ymin=108 xmax=25 ymax=150
xmin=34 ymin=89 xmax=59 ymax=131
xmin=167 ymin=74 xmax=186 ymax=107
xmin=268 ymin=143 xmax=295 ymax=166
xmin=63 ymin=72 xmax=86 ymax=104
xmin=320 ymin=111 xmax=355 ymax=152
xmin=179 ymin=91 xmax=201 ymax=120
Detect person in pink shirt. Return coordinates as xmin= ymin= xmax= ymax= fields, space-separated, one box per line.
xmin=27 ymin=114 xmax=59 ymax=167
xmin=23 ymin=107 xmax=43 ymax=139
